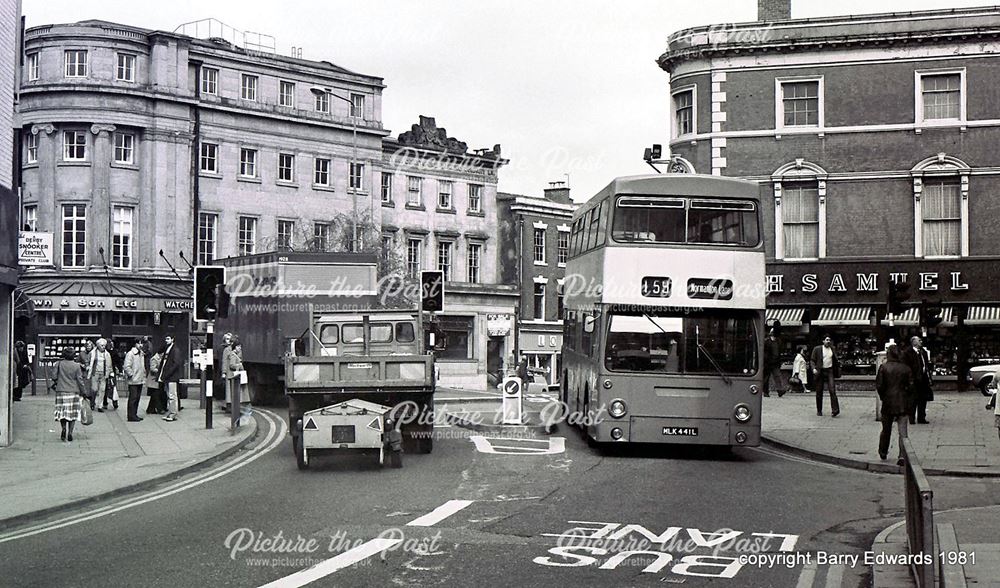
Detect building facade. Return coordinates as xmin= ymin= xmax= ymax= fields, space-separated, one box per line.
xmin=659 ymin=4 xmax=1000 ymax=383
xmin=497 ymin=183 xmax=577 ymax=386
xmin=1 ymin=0 xmax=21 ymax=446
xmin=382 ymin=117 xmax=514 ymax=390
xmin=16 ymin=19 xmax=386 ymax=365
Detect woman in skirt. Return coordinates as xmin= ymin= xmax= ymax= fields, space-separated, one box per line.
xmin=53 ymin=347 xmax=88 ymax=441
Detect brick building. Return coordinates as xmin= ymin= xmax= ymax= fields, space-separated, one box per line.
xmin=659 ymin=3 xmax=1000 ymax=383
xmin=497 ymin=182 xmax=577 ymax=386
xmin=381 ymin=117 xmax=514 ymax=390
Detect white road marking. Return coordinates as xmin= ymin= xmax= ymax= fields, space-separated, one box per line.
xmin=257 ymin=538 xmax=402 ymax=588
xmin=825 ymin=564 xmax=844 ymax=588
xmin=795 ymin=561 xmax=818 ymax=588
xmin=470 ymin=435 xmax=566 ymax=455
xmin=406 ymin=500 xmax=474 ymax=527
xmin=0 ymin=409 xmax=286 ymax=544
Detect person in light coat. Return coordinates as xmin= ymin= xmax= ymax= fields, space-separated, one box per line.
xmin=123 ymin=339 xmax=147 ymax=422
xmin=89 ymin=338 xmax=116 ymax=412
xmin=791 ymin=346 xmax=811 ymax=393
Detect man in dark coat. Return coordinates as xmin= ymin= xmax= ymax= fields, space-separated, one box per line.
xmin=901 ymin=335 xmax=934 ymax=424
xmin=158 ymin=335 xmax=183 ymax=421
xmin=810 ymin=336 xmax=841 ymax=417
xmin=762 ymin=329 xmax=785 ymax=397
xmin=876 ymin=345 xmax=914 ymax=465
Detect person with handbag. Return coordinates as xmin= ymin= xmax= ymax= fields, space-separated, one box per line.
xmin=89 ymin=338 xmax=116 ymax=413
xmin=224 ymin=336 xmax=249 ymax=409
xmin=790 ymin=346 xmax=810 ymax=393
xmin=77 ymin=340 xmax=95 ymax=407
xmin=53 ymin=347 xmax=87 ymax=442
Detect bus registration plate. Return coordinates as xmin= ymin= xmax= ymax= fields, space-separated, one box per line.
xmin=662 ymin=427 xmax=699 ymax=436
xmin=641 ymin=276 xmax=672 ymax=297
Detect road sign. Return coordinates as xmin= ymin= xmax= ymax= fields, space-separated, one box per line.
xmin=501 ymin=376 xmax=523 ymax=424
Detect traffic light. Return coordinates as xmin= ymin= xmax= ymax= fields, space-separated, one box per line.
xmin=887 ymin=280 xmax=911 ymax=316
xmin=194 ymin=266 xmax=227 ymax=322
xmin=420 ymin=270 xmax=444 ymax=312
xmin=922 ymin=300 xmax=943 ymax=329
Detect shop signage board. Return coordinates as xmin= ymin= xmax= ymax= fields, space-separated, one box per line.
xmin=487 ymin=313 xmax=512 ymax=336
xmin=17 ymin=231 xmax=53 ymax=266
xmin=28 ymin=295 xmax=194 ymax=312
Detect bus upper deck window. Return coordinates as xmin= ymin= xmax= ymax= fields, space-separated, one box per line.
xmin=688 ymin=200 xmax=759 ymax=246
xmin=395 ymin=322 xmax=415 ymax=343
xmin=613 ymin=196 xmax=684 ymax=243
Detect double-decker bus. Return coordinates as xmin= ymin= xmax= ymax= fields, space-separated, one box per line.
xmin=560 ymin=174 xmax=765 ymax=447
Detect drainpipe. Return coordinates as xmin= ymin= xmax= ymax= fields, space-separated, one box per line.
xmin=191 ymin=62 xmax=202 ymax=268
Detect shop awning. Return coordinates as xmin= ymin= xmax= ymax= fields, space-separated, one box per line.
xmin=938 ymin=307 xmax=956 ymax=327
xmin=881 ymin=307 xmax=919 ymax=326
xmin=18 ymin=278 xmax=193 ymax=312
xmin=766 ymin=307 xmax=804 ymax=327
xmin=965 ymin=306 xmax=1000 ymax=325
xmin=812 ymin=306 xmax=872 ymax=327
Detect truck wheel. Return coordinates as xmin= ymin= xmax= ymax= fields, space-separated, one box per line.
xmin=293 ymin=435 xmax=309 ymax=470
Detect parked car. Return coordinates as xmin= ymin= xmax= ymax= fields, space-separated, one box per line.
xmin=967 ymin=363 xmax=1000 ymax=396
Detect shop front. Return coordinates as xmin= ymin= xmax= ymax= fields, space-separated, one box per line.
xmin=432 ymin=284 xmax=518 ymax=391
xmin=765 ymin=259 xmax=1000 ymax=385
xmin=517 ymin=327 xmax=562 ymax=386
xmin=18 ymin=278 xmax=193 ymax=386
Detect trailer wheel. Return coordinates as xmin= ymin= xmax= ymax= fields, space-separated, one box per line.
xmin=294 ymin=435 xmax=310 ymax=470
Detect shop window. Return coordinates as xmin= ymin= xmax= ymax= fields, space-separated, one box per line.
xmin=44 ymin=312 xmax=99 ymax=326
xmin=437 ymin=316 xmax=475 ymax=360
xmin=112 ymin=313 xmax=152 ymax=327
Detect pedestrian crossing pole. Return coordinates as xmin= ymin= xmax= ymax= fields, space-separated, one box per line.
xmin=205 ymin=321 xmax=213 ymax=430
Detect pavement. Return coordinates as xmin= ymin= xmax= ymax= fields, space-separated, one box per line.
xmin=0 ymin=392 xmax=257 ymax=529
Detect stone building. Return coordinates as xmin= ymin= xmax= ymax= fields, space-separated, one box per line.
xmin=1 ymin=0 xmax=20 ymax=446
xmin=659 ymin=2 xmax=1000 ymax=383
xmin=497 ymin=182 xmax=577 ymax=386
xmin=16 ymin=19 xmax=386 ymax=363
xmin=382 ymin=116 xmax=514 ymax=390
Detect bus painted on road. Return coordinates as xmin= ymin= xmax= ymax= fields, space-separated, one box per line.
xmin=560 ymin=174 xmax=765 ymax=447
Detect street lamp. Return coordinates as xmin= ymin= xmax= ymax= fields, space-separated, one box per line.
xmin=311 ymin=86 xmax=360 ymax=252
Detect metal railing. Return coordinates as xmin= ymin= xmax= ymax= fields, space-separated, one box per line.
xmin=901 ymin=437 xmax=936 ymax=588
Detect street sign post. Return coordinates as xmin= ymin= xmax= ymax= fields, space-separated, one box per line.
xmin=501 ymin=376 xmax=523 ymax=425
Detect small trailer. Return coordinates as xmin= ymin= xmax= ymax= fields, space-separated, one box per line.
xmin=298 ymin=399 xmax=403 ymax=470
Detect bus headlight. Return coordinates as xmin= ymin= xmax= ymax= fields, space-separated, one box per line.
xmin=734 ymin=404 xmax=752 ymax=423
xmin=610 ymin=427 xmax=624 ymax=440
xmin=609 ymin=399 xmax=627 ymax=418
xmin=749 ymin=385 xmax=759 ymax=395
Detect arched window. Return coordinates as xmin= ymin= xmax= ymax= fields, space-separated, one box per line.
xmin=911 ymin=153 xmax=969 ymax=258
xmin=771 ymin=159 xmax=827 ymax=260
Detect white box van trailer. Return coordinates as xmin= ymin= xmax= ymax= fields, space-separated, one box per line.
xmin=298 ymin=399 xmax=403 ymax=470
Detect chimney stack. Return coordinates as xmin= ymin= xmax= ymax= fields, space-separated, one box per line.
xmin=758 ymin=0 xmax=791 ymax=21
xmin=543 ymin=181 xmax=571 ymax=205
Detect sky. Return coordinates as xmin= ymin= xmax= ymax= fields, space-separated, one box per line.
xmin=23 ymin=0 xmax=993 ymax=201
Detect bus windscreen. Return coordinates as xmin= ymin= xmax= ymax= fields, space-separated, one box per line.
xmin=604 ymin=310 xmax=758 ymax=376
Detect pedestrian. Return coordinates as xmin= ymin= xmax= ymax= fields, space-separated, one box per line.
xmin=516 ymin=354 xmax=530 ymax=383
xmin=77 ymin=339 xmax=95 ymax=405
xmin=220 ymin=332 xmax=234 ymax=412
xmin=763 ymin=328 xmax=786 ymax=397
xmin=123 ymin=339 xmax=146 ymax=422
xmin=13 ymin=340 xmax=31 ymax=401
xmin=53 ymin=347 xmax=87 ymax=442
xmin=224 ymin=336 xmax=248 ymax=409
xmin=89 ymin=338 xmax=116 ymax=412
xmin=158 ymin=335 xmax=183 ymax=422
xmin=876 ymin=344 xmax=914 ymax=466
xmin=790 ymin=346 xmax=810 ymax=393
xmin=145 ymin=348 xmax=164 ymax=415
xmin=991 ymin=366 xmax=1000 ymax=445
xmin=811 ymin=335 xmax=841 ymax=417
xmin=902 ymin=335 xmax=934 ymax=424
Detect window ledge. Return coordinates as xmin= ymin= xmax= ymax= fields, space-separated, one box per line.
xmin=348 ymin=189 xmax=369 ymax=197
xmin=57 ymin=160 xmax=91 ymax=168
xmin=110 ymin=162 xmax=138 ymax=170
xmin=312 ymin=184 xmax=335 ymax=192
xmin=436 ymin=208 xmax=457 ymax=215
xmin=199 ymin=171 xmax=222 ymax=180
xmin=466 ymin=210 xmax=485 ymax=217
xmin=381 ymin=201 xmax=395 ymax=208
xmin=534 ymin=261 xmax=548 ymax=267
xmin=237 ymin=176 xmax=262 ymax=184
xmin=558 ymin=263 xmax=567 ymax=268
xmin=405 ymin=204 xmax=426 ymax=211
xmin=276 ymin=181 xmax=299 ymax=189
xmin=22 ymin=162 xmax=39 ymax=170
